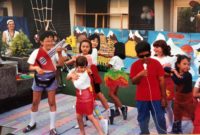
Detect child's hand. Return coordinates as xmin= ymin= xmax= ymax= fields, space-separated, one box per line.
xmin=161 ymin=97 xmax=167 ymax=108
xmin=56 ymin=47 xmax=62 ymax=54
xmin=138 ymin=70 xmax=147 ymax=77
xmin=36 ymin=67 xmax=44 ymax=74
xmin=172 ymin=69 xmax=182 ymax=78
xmin=87 ymin=68 xmax=92 ymax=74
xmin=70 ymin=72 xmax=79 ymax=80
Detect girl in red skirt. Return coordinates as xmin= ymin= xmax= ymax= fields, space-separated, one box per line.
xmin=193 ymin=77 xmax=200 ymax=134
xmin=104 ymin=42 xmax=128 ymax=120
xmin=164 ymin=55 xmax=194 ymax=134
xmin=67 ymin=56 xmax=104 ymax=135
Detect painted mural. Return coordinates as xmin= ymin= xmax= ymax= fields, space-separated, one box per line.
xmin=73 ymin=26 xmax=200 ymax=81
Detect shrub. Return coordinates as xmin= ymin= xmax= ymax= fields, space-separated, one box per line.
xmin=10 ymin=31 xmax=33 ymax=57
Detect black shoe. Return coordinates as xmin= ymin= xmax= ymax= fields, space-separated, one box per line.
xmin=115 ymin=109 xmax=120 ymax=117
xmin=85 ymin=116 xmax=89 ymax=121
xmin=23 ymin=123 xmax=36 ymax=133
xmin=171 ymin=121 xmax=182 ymax=134
xmin=109 ymin=109 xmax=115 ymax=125
xmin=49 ymin=128 xmax=58 ymax=135
xmin=121 ymin=106 xmax=128 ymax=120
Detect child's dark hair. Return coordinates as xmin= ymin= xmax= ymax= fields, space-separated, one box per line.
xmin=88 ymin=34 xmax=100 ymax=50
xmin=76 ymin=56 xmax=88 ymax=67
xmin=175 ymin=54 xmax=190 ymax=72
xmin=39 ymin=30 xmax=54 ymax=41
xmin=79 ymin=39 xmax=92 ymax=54
xmin=135 ymin=41 xmax=151 ymax=54
xmin=153 ymin=40 xmax=171 ymax=56
xmin=114 ymin=42 xmax=126 ymax=59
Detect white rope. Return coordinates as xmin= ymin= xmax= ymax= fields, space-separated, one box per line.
xmin=46 ymin=0 xmax=48 ymax=26
xmin=45 ymin=20 xmax=49 ymax=31
xmin=50 ymin=0 xmax=56 ymax=32
xmin=51 ymin=0 xmax=53 ymax=21
xmin=30 ymin=0 xmax=39 ymax=32
xmin=30 ymin=0 xmax=56 ymax=32
xmin=40 ymin=0 xmax=45 ymax=28
xmin=35 ymin=0 xmax=43 ymax=29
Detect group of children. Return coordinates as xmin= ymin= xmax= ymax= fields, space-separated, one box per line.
xmin=22 ymin=29 xmax=200 ymax=135
xmin=23 ymin=31 xmax=128 ymax=135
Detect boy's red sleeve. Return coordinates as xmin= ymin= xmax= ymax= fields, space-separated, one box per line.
xmin=157 ymin=61 xmax=165 ymax=77
xmin=130 ymin=63 xmax=137 ymax=79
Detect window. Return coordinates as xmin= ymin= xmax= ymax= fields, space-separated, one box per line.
xmin=85 ymin=0 xmax=108 ymax=27
xmin=0 ymin=7 xmax=8 ymax=16
xmin=177 ymin=7 xmax=196 ymax=32
xmin=129 ymin=0 xmax=155 ymax=30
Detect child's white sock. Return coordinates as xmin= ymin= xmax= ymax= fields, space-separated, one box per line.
xmin=49 ymin=111 xmax=56 ymax=130
xmin=29 ymin=111 xmax=38 ymax=126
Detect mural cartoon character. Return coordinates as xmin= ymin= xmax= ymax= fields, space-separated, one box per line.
xmin=125 ymin=30 xmax=143 ymax=58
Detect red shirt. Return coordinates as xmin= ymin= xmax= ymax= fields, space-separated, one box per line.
xmin=130 ymin=58 xmax=165 ymax=101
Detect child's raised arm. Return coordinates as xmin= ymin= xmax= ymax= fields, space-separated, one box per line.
xmin=65 ymin=56 xmax=76 ymax=65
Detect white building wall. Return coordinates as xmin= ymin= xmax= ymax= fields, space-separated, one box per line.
xmin=0 ymin=0 xmax=13 ymax=16
xmin=109 ymin=0 xmax=128 ymax=29
xmin=154 ymin=0 xmax=164 ymax=31
xmin=69 ymin=0 xmax=76 ymax=34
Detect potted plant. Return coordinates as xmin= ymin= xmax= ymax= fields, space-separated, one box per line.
xmin=3 ymin=31 xmax=33 ymax=72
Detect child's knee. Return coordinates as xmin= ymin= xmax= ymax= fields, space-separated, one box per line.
xmin=87 ymin=114 xmax=94 ymax=120
xmin=77 ymin=115 xmax=83 ymax=121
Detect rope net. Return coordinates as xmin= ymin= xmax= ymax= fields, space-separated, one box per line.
xmin=30 ymin=0 xmax=56 ymax=33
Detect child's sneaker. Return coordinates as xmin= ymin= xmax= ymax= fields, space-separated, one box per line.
xmin=74 ymin=117 xmax=87 ymax=129
xmin=23 ymin=123 xmax=37 ymax=133
xmin=115 ymin=109 xmax=120 ymax=117
xmin=100 ymin=119 xmax=109 ymax=135
xmin=121 ymin=106 xmax=128 ymax=120
xmin=74 ymin=123 xmax=87 ymax=129
xmin=109 ymin=109 xmax=115 ymax=125
xmin=49 ymin=128 xmax=58 ymax=135
xmin=171 ymin=121 xmax=182 ymax=134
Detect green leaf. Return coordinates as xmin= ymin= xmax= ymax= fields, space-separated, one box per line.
xmin=10 ymin=31 xmax=33 ymax=57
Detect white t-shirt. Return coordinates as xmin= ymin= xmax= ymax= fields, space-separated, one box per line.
xmin=195 ymin=78 xmax=200 ymax=88
xmin=3 ymin=30 xmax=19 ymax=46
xmin=27 ymin=49 xmax=65 ymax=72
xmin=3 ymin=30 xmax=19 ymax=56
xmin=91 ymin=48 xmax=98 ymax=65
xmin=109 ymin=56 xmax=124 ymax=70
xmin=151 ymin=55 xmax=177 ymax=69
xmin=68 ymin=68 xmax=91 ymax=90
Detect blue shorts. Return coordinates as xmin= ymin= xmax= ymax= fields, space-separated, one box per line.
xmin=32 ymin=72 xmax=58 ymax=91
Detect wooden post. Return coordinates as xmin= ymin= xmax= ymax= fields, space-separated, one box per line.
xmin=102 ymin=15 xmax=105 ymax=28
xmin=74 ymin=14 xmax=76 ymax=26
xmin=95 ymin=13 xmax=98 ymax=28
xmin=120 ymin=14 xmax=123 ymax=29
